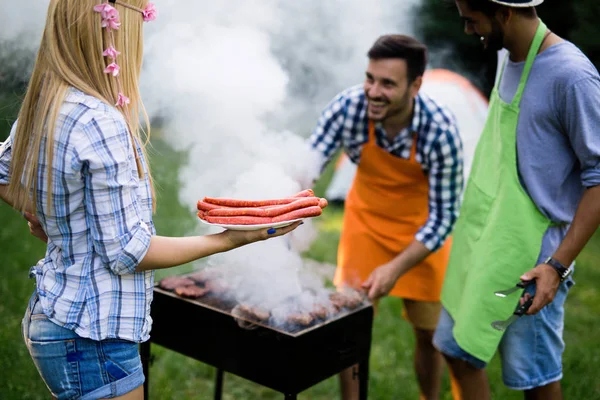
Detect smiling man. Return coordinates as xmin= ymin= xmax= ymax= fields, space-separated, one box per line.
xmin=433 ymin=1 xmax=600 ymax=399
xmin=309 ymin=35 xmax=464 ymax=400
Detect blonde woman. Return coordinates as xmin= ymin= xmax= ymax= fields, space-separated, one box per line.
xmin=0 ymin=0 xmax=300 ymax=398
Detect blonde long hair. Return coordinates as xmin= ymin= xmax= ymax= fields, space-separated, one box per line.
xmin=8 ymin=0 xmax=155 ymax=213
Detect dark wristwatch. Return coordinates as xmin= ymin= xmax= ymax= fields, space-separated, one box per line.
xmin=544 ymin=256 xmax=572 ymax=282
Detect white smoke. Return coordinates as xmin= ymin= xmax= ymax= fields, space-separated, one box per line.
xmin=137 ymin=0 xmax=419 ymax=313
xmin=0 ymin=1 xmax=47 ymax=48
xmin=0 ymin=0 xmax=421 ymax=317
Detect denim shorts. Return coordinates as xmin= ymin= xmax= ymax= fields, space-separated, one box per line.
xmin=22 ymin=292 xmax=145 ymax=399
xmin=433 ymin=277 xmax=574 ymax=390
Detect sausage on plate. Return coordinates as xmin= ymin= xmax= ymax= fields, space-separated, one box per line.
xmin=203 ymin=197 xmax=297 ymax=207
xmin=292 ymin=189 xmax=315 ymax=198
xmin=203 ymin=215 xmax=274 ymax=225
xmin=197 ymin=200 xmax=226 ymax=212
xmin=262 ymin=197 xmax=320 ymax=217
xmin=272 ymin=206 xmax=322 ymax=222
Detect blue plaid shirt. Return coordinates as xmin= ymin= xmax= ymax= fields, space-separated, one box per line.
xmin=309 ymin=85 xmax=464 ymax=251
xmin=0 ymin=88 xmax=154 ymax=342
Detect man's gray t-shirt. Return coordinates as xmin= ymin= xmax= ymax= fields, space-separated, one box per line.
xmin=498 ymin=41 xmax=600 ymax=266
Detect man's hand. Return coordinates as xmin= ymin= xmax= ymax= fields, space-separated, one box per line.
xmin=361 ymin=261 xmax=402 ymax=301
xmin=520 ymin=264 xmax=561 ymax=315
xmin=23 ymin=212 xmax=48 ymax=243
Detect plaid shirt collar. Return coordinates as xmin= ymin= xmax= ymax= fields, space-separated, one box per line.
xmin=373 ymin=95 xmax=422 ymax=151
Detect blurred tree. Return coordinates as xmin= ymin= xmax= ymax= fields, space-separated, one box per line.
xmin=412 ymin=0 xmax=580 ymax=97
xmin=571 ymin=0 xmax=600 ymax=71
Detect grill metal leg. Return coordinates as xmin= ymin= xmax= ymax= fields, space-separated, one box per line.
xmin=214 ymin=368 xmax=224 ymax=400
xmin=284 ymin=394 xmax=297 ymax=400
xmin=358 ymin=358 xmax=369 ymax=400
xmin=140 ymin=341 xmax=151 ymax=399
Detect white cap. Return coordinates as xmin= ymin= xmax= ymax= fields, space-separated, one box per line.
xmin=489 ymin=0 xmax=544 ymax=7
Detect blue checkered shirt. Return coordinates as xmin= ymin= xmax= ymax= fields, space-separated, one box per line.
xmin=309 ymin=85 xmax=464 ymax=251
xmin=0 ymin=88 xmax=154 ymax=342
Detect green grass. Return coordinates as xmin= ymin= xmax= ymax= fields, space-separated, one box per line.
xmin=1 ymin=138 xmax=599 ymax=399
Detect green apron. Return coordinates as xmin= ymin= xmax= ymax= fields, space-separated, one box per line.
xmin=441 ymin=21 xmax=551 ymax=363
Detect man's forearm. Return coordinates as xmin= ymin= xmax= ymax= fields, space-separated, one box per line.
xmin=553 ymin=185 xmax=600 ymax=266
xmin=390 ymin=239 xmax=432 ymax=276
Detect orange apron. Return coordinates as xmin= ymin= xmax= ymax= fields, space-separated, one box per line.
xmin=335 ymin=120 xmax=451 ymax=301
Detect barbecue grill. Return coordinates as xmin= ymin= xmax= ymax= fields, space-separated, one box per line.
xmin=141 ymin=273 xmax=374 ymax=399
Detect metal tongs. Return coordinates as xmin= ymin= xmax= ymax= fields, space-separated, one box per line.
xmin=491 ymin=280 xmax=534 ymax=331
xmin=494 ymin=279 xmax=534 ymax=298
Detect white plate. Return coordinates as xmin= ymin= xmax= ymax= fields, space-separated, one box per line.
xmin=198 ymin=218 xmax=303 ymax=231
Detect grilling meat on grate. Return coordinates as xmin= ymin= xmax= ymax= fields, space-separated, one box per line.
xmin=287 ymin=313 xmax=314 ymax=326
xmin=309 ymin=305 xmax=329 ymax=320
xmin=158 ymin=276 xmax=195 ymax=290
xmin=174 ymin=285 xmax=210 ymax=299
xmin=234 ymin=304 xmax=271 ymax=322
xmin=329 ymin=289 xmax=365 ymax=310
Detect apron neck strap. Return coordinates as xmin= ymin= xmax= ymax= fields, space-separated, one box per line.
xmin=368 ymin=120 xmax=376 ymax=142
xmin=367 ymin=119 xmax=418 ymax=158
xmin=512 ymin=19 xmax=547 ymax=107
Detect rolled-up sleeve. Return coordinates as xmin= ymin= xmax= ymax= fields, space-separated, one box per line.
xmin=563 ymin=77 xmax=600 ymax=188
xmin=416 ymin=123 xmax=464 ymax=252
xmin=308 ymin=94 xmax=346 ymax=172
xmin=77 ymin=113 xmax=151 ymax=275
xmin=0 ymin=122 xmax=17 ymax=184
